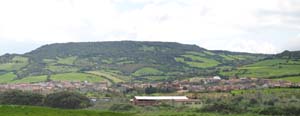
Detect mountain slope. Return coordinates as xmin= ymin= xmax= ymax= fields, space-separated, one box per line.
xmin=0 ymin=41 xmax=267 ymax=83
xmin=220 ymin=50 xmax=300 ymax=82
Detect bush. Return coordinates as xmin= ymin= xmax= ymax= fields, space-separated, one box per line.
xmin=201 ymin=102 xmax=244 ymax=114
xmin=109 ymin=104 xmax=135 ymax=111
xmin=259 ymin=106 xmax=300 ymax=115
xmin=0 ymin=90 xmax=44 ymax=106
xmin=44 ymin=91 xmax=92 ymax=109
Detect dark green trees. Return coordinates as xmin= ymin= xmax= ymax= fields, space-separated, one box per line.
xmin=44 ymin=91 xmax=92 ymax=109
xmin=0 ymin=90 xmax=44 ymax=106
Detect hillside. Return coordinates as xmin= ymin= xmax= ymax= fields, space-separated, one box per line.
xmin=0 ymin=41 xmax=267 ymax=83
xmin=220 ymin=50 xmax=300 ymax=82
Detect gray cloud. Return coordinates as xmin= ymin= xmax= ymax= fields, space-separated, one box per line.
xmin=0 ymin=0 xmax=300 ymax=55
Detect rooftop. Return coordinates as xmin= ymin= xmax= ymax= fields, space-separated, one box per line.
xmin=134 ymin=96 xmax=188 ymax=100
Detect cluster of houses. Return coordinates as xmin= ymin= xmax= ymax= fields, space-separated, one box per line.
xmin=1 ymin=76 xmax=298 ymax=94
xmin=0 ymin=76 xmax=299 ymax=106
xmin=118 ymin=76 xmax=300 ymax=93
xmin=0 ymin=81 xmax=108 ymax=94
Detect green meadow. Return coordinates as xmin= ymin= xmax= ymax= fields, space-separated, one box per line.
xmin=51 ymin=73 xmax=105 ymax=82
xmin=132 ymin=67 xmax=163 ymax=77
xmin=0 ymin=56 xmax=29 ymax=71
xmin=86 ymin=71 xmax=126 ymax=84
xmin=0 ymin=105 xmax=132 ymax=116
xmin=276 ymin=76 xmax=300 ymax=82
xmin=12 ymin=75 xmax=47 ymax=84
xmin=175 ymin=54 xmax=220 ymax=68
xmin=0 ymin=72 xmax=107 ymax=84
xmin=220 ymin=58 xmax=300 ymax=80
xmin=57 ymin=56 xmax=77 ymax=65
xmin=0 ymin=105 xmax=261 ymax=116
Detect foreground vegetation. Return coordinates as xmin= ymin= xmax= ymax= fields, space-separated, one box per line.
xmin=0 ymin=91 xmax=92 ymax=109
xmin=1 ymin=88 xmax=300 ymax=116
xmin=0 ymin=105 xmax=262 ymax=116
xmin=0 ymin=105 xmax=132 ymax=116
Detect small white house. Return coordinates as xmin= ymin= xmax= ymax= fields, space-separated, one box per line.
xmin=213 ymin=76 xmax=221 ymax=80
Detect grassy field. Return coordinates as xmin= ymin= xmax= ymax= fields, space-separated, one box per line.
xmin=139 ymin=76 xmax=170 ymax=81
xmin=51 ymin=73 xmax=105 ymax=83
xmin=0 ymin=73 xmax=47 ymax=84
xmin=12 ymin=75 xmax=47 ymax=84
xmin=137 ymin=112 xmax=260 ymax=116
xmin=276 ymin=76 xmax=300 ymax=82
xmin=57 ymin=56 xmax=77 ymax=65
xmin=175 ymin=54 xmax=220 ymax=68
xmin=220 ymin=58 xmax=300 ymax=79
xmin=86 ymin=71 xmax=125 ymax=84
xmin=231 ymin=88 xmax=300 ymax=96
xmin=132 ymin=67 xmax=163 ymax=77
xmin=0 ymin=72 xmax=16 ymax=83
xmin=0 ymin=105 xmax=261 ymax=116
xmin=0 ymin=56 xmax=29 ymax=71
xmin=47 ymin=65 xmax=79 ymax=73
xmin=0 ymin=72 xmax=107 ymax=84
xmin=0 ymin=105 xmax=132 ymax=116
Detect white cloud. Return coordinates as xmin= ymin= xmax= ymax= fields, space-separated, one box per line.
xmin=0 ymin=0 xmax=299 ymax=54
xmin=285 ymin=34 xmax=300 ymax=51
xmin=224 ymin=39 xmax=280 ymax=54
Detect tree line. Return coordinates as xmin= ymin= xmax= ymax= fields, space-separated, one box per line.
xmin=0 ymin=90 xmax=92 ymax=109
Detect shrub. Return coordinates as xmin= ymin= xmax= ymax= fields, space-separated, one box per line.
xmin=201 ymin=102 xmax=243 ymax=114
xmin=0 ymin=90 xmax=44 ymax=106
xmin=259 ymin=106 xmax=300 ymax=115
xmin=109 ymin=104 xmax=135 ymax=111
xmin=249 ymin=98 xmax=258 ymax=105
xmin=44 ymin=91 xmax=92 ymax=109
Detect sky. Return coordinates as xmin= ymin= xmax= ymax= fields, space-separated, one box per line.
xmin=0 ymin=0 xmax=300 ymax=55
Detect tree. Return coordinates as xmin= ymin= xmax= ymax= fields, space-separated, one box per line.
xmin=44 ymin=91 xmax=92 ymax=109
xmin=145 ymin=85 xmax=157 ymax=94
xmin=0 ymin=90 xmax=44 ymax=106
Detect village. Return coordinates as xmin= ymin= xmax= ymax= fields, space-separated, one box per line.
xmin=0 ymin=81 xmax=108 ymax=94
xmin=1 ymin=76 xmax=299 ymax=95
xmin=118 ymin=76 xmax=300 ymax=93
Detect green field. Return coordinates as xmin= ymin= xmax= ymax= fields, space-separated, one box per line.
xmin=0 ymin=72 xmax=107 ymax=84
xmin=175 ymin=54 xmax=220 ymax=68
xmin=0 ymin=72 xmax=16 ymax=83
xmin=132 ymin=67 xmax=163 ymax=77
xmin=276 ymin=76 xmax=300 ymax=82
xmin=0 ymin=56 xmax=29 ymax=71
xmin=137 ymin=112 xmax=259 ymax=116
xmin=0 ymin=105 xmax=260 ymax=116
xmin=220 ymin=58 xmax=300 ymax=79
xmin=231 ymin=88 xmax=300 ymax=95
xmin=57 ymin=56 xmax=77 ymax=65
xmin=0 ymin=73 xmax=47 ymax=84
xmin=136 ymin=76 xmax=170 ymax=82
xmin=51 ymin=73 xmax=105 ymax=82
xmin=0 ymin=105 xmax=131 ymax=116
xmin=86 ymin=71 xmax=125 ymax=83
xmin=12 ymin=75 xmax=47 ymax=84
xmin=47 ymin=65 xmax=79 ymax=73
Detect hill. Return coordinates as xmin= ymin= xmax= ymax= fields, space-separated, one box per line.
xmin=220 ymin=50 xmax=300 ymax=82
xmin=0 ymin=41 xmax=267 ymax=83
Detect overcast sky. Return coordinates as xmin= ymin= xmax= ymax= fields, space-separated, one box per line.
xmin=0 ymin=0 xmax=300 ymax=55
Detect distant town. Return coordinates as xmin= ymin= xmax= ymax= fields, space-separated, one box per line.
xmin=1 ymin=76 xmax=299 ymax=95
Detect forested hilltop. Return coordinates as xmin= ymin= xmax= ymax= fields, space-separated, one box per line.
xmin=0 ymin=41 xmax=290 ymax=83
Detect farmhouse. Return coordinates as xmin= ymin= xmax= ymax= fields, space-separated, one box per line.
xmin=132 ymin=96 xmax=200 ymax=106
